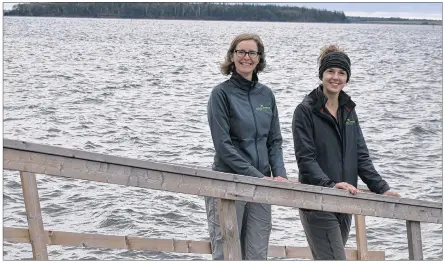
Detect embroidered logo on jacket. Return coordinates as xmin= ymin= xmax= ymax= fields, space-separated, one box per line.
xmin=345 ymin=119 xmax=356 ymax=125
xmin=256 ymin=105 xmax=272 ymax=111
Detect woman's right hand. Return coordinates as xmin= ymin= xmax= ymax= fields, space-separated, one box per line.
xmin=334 ymin=182 xmax=358 ymax=195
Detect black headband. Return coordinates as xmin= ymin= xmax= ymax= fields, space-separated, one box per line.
xmin=318 ymin=52 xmax=351 ymax=83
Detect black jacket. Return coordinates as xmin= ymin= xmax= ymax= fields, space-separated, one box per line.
xmin=292 ymin=85 xmax=390 ymax=194
xmin=207 ymin=71 xmax=286 ymax=178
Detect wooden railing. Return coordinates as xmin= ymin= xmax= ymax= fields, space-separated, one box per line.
xmin=3 ymin=139 xmax=442 ymax=260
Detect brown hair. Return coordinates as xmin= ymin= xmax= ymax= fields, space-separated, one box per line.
xmin=220 ymin=33 xmax=266 ymax=75
xmin=317 ymin=44 xmax=346 ymax=66
xmin=317 ymin=44 xmax=352 ymax=82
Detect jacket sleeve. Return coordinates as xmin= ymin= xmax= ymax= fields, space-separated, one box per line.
xmin=355 ymin=112 xmax=390 ymax=194
xmin=266 ymin=93 xmax=287 ymax=178
xmin=207 ymin=87 xmax=264 ymax=178
xmin=292 ymin=104 xmax=336 ymax=187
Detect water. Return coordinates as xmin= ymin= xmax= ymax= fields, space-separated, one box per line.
xmin=3 ymin=16 xmax=442 ymax=260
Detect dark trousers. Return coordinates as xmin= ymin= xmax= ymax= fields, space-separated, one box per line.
xmin=299 ymin=209 xmax=352 ymax=260
xmin=205 ymin=196 xmax=272 ymax=260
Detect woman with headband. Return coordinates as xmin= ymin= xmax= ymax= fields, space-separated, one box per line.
xmin=291 ymin=44 xmax=400 ymax=260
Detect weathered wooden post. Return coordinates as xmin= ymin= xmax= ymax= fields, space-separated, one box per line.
xmin=217 ymin=198 xmax=242 ymax=260
xmin=354 ymin=215 xmax=370 ymax=260
xmin=406 ymin=221 xmax=423 ymax=260
xmin=20 ymin=172 xmax=48 ymax=260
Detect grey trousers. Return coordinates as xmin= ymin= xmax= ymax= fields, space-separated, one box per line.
xmin=299 ymin=209 xmax=352 ymax=260
xmin=204 ymin=196 xmax=272 ymax=260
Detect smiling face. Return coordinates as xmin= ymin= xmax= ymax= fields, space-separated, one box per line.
xmin=231 ymin=40 xmax=260 ymax=80
xmin=322 ymin=67 xmax=347 ymax=96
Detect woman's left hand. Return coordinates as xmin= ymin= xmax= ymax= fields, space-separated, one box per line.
xmin=383 ymin=191 xmax=401 ymax=198
xmin=274 ymin=176 xmax=289 ymax=182
xmin=287 ymin=177 xmax=300 ymax=183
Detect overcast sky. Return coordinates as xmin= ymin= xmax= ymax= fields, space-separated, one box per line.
xmin=283 ymin=2 xmax=442 ymax=20
xmin=3 ymin=2 xmax=443 ymax=20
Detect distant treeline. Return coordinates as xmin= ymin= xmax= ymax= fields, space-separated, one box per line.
xmin=4 ymin=2 xmax=348 ymax=23
xmin=347 ymin=16 xmax=442 ymax=25
xmin=4 ymin=3 xmax=442 ymax=25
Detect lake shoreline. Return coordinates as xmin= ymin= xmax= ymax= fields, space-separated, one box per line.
xmin=4 ymin=14 xmax=442 ymax=26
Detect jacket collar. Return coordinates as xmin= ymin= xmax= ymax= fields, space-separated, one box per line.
xmin=230 ymin=70 xmax=258 ymax=91
xmin=309 ymin=84 xmax=356 ymax=112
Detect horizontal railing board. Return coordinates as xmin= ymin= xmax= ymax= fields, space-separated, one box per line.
xmin=4 ymin=148 xmax=442 ymax=224
xmin=3 ymin=227 xmax=385 ymax=260
xmin=3 ymin=139 xmax=441 ymax=209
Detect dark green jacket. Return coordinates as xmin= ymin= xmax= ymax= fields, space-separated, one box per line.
xmin=207 ymin=71 xmax=286 ymax=178
xmin=292 ymin=85 xmax=390 ymax=194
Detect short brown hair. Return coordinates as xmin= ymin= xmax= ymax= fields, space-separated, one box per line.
xmin=220 ymin=33 xmax=266 ymax=75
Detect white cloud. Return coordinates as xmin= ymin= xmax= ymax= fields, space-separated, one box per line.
xmin=3 ymin=3 xmax=18 ymax=10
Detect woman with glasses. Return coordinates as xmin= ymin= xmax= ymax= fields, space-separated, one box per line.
xmin=205 ymin=33 xmax=288 ymax=260
xmin=292 ymin=44 xmax=400 ymax=260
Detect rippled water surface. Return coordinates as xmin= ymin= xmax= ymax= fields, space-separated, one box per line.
xmin=3 ymin=17 xmax=442 ymax=260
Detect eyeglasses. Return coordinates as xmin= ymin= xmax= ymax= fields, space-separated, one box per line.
xmin=234 ymin=50 xmax=260 ymax=58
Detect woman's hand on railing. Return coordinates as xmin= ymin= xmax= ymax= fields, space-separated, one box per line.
xmin=274 ymin=176 xmax=289 ymax=182
xmin=383 ymin=190 xmax=401 ymax=198
xmin=288 ymin=177 xmax=300 ymax=183
xmin=335 ymin=182 xmax=358 ymax=195
xmin=263 ymin=176 xmax=298 ymax=183
xmin=263 ymin=176 xmax=287 ymax=182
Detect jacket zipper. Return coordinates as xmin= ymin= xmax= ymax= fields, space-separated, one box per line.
xmin=341 ymin=109 xmax=353 ymax=181
xmin=316 ymin=109 xmax=345 ymax=181
xmin=248 ymin=85 xmax=260 ymax=170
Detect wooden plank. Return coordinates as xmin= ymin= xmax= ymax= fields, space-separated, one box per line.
xmin=19 ymin=172 xmax=48 ymax=260
xmin=3 ymin=227 xmax=385 ymax=260
xmin=218 ymin=198 xmax=242 ymax=260
xmin=3 ymin=227 xmax=211 ymax=254
xmin=354 ymin=215 xmax=369 ymax=260
xmin=47 ymin=230 xmax=127 ymax=249
xmin=3 ymin=139 xmax=441 ymax=209
xmin=363 ymin=250 xmax=385 ymax=260
xmin=3 ymin=227 xmax=30 ymax=243
xmin=406 ymin=221 xmax=423 ymax=260
xmin=269 ymin=245 xmax=312 ymax=259
xmin=129 ymin=237 xmax=211 ymax=254
xmin=3 ymin=149 xmax=442 ymax=224
xmin=272 ymin=245 xmax=385 ymax=260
